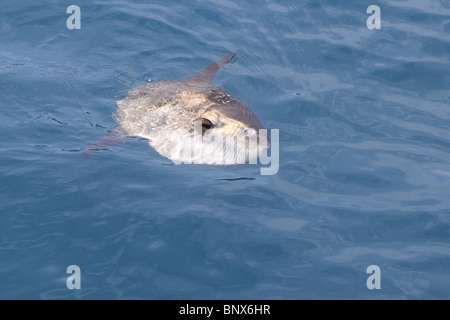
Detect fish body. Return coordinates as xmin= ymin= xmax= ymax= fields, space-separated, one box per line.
xmin=87 ymin=53 xmax=268 ymax=165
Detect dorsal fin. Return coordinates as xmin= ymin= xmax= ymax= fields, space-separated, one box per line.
xmin=186 ymin=52 xmax=236 ymax=85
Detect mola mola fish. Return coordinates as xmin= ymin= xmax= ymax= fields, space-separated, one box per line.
xmin=85 ymin=53 xmax=269 ymax=165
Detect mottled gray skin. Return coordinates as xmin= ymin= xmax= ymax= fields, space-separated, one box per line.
xmin=115 ymin=81 xmax=255 ymax=138
xmin=88 ymin=53 xmax=268 ymax=164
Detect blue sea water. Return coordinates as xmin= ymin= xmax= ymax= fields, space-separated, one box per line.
xmin=1 ymin=0 xmax=450 ymax=300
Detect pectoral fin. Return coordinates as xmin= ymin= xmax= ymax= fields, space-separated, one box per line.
xmin=83 ymin=127 xmax=127 ymax=157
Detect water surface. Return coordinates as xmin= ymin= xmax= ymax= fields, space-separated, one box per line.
xmin=1 ymin=0 xmax=449 ymax=299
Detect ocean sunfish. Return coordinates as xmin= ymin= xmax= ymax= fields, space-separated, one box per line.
xmin=85 ymin=53 xmax=269 ymax=165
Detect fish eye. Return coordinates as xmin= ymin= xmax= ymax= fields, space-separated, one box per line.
xmin=201 ymin=118 xmax=213 ymax=131
xmin=193 ymin=118 xmax=214 ymax=134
